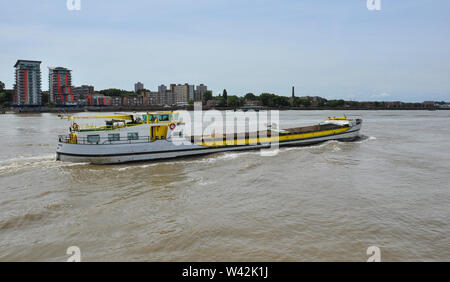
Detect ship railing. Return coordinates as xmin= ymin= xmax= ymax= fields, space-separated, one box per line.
xmin=58 ymin=135 xmax=158 ymax=145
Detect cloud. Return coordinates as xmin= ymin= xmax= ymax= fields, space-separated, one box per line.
xmin=371 ymin=92 xmax=390 ymax=98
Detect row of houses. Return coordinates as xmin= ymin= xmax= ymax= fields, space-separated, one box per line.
xmin=82 ymin=83 xmax=209 ymax=107
xmin=135 ymin=83 xmax=207 ymax=106
xmin=81 ymin=84 xmax=209 ymax=107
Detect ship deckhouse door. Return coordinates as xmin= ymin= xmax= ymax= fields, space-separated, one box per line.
xmin=151 ymin=125 xmax=168 ymax=141
xmin=151 ymin=126 xmax=156 ymax=141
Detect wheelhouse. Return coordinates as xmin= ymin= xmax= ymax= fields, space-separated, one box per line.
xmin=58 ymin=112 xmax=183 ymax=145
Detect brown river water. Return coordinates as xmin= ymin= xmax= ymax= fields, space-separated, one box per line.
xmin=0 ymin=110 xmax=449 ymax=261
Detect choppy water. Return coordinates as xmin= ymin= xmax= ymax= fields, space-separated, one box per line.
xmin=0 ymin=110 xmax=449 ymax=261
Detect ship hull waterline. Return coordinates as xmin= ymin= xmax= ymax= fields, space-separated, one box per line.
xmin=56 ymin=125 xmax=361 ymax=164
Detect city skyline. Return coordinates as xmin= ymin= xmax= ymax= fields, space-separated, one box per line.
xmin=1 ymin=0 xmax=450 ymax=102
xmin=7 ymin=58 xmax=211 ymax=106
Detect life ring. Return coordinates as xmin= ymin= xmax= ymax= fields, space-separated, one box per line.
xmin=169 ymin=123 xmax=176 ymax=130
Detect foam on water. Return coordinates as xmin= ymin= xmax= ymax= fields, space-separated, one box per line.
xmin=109 ymin=152 xmax=251 ymax=171
xmin=0 ymin=154 xmax=55 ymax=164
xmin=113 ymin=163 xmax=159 ymax=171
xmin=0 ymin=153 xmax=89 ymax=175
xmin=110 ymin=142 xmax=350 ymax=170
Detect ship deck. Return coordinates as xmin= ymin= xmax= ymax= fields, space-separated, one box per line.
xmin=189 ymin=121 xmax=359 ymax=144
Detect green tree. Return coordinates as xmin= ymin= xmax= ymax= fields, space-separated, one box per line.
xmin=293 ymin=97 xmax=311 ymax=107
xmin=99 ymin=88 xmax=134 ymax=97
xmin=0 ymin=89 xmax=13 ymax=107
xmin=327 ymin=99 xmax=345 ymax=108
xmin=0 ymin=80 xmax=5 ymax=106
xmin=318 ymin=99 xmax=327 ymax=107
xmin=217 ymin=96 xmax=226 ymax=107
xmin=136 ymin=89 xmax=148 ymax=95
xmin=244 ymin=93 xmax=256 ymax=100
xmin=222 ymin=89 xmax=228 ymax=106
xmin=227 ymin=95 xmax=241 ymax=107
xmin=202 ymin=90 xmax=213 ymax=102
xmin=273 ymin=96 xmax=290 ymax=107
xmin=41 ymin=91 xmax=50 ymax=104
xmin=259 ymin=93 xmax=275 ymax=106
xmin=0 ymin=93 xmax=6 ymax=106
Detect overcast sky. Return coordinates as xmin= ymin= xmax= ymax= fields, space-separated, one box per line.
xmin=1 ymin=0 xmax=449 ymax=101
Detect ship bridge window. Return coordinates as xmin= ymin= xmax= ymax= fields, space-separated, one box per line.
xmin=108 ymin=133 xmax=120 ymax=141
xmin=127 ymin=132 xmax=139 ymax=140
xmin=160 ymin=115 xmax=169 ymax=121
xmin=87 ymin=135 xmax=100 ymax=143
xmin=148 ymin=114 xmax=157 ymax=122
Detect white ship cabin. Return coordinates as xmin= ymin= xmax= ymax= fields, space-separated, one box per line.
xmin=59 ymin=112 xmax=183 ymax=144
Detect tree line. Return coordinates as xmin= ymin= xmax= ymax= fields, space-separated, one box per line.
xmin=203 ymin=89 xmax=326 ymax=108
xmin=0 ymin=81 xmax=13 ymax=107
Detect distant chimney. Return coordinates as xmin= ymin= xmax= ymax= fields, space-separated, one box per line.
xmin=290 ymin=86 xmax=295 ymax=106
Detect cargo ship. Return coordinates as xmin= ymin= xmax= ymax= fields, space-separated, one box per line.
xmin=56 ymin=112 xmax=362 ymax=164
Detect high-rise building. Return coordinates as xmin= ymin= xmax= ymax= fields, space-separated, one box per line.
xmin=144 ymin=91 xmax=157 ymax=105
xmin=188 ymin=84 xmax=195 ymax=101
xmin=48 ymin=67 xmax=73 ymax=104
xmin=195 ymin=84 xmax=207 ymax=101
xmin=135 ymin=82 xmax=144 ymax=93
xmin=13 ymin=60 xmax=42 ymax=105
xmin=158 ymin=84 xmax=167 ymax=95
xmin=171 ymin=84 xmax=190 ymax=104
xmin=157 ymin=84 xmax=173 ymax=105
xmin=148 ymin=83 xmax=206 ymax=105
xmin=147 ymin=84 xmax=170 ymax=105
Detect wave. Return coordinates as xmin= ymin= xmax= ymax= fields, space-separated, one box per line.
xmin=109 ymin=140 xmax=362 ymax=170
xmin=352 ymin=135 xmax=376 ymax=144
xmin=0 ymin=153 xmax=55 ymax=164
xmin=108 ymin=150 xmax=262 ymax=171
xmin=0 ymin=212 xmax=46 ymax=231
xmin=281 ymin=140 xmax=335 ymax=151
xmin=113 ymin=163 xmax=159 ymax=171
xmin=0 ymin=153 xmax=88 ymax=175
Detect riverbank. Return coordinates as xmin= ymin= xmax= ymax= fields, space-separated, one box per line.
xmin=1 ymin=105 xmax=447 ymax=114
